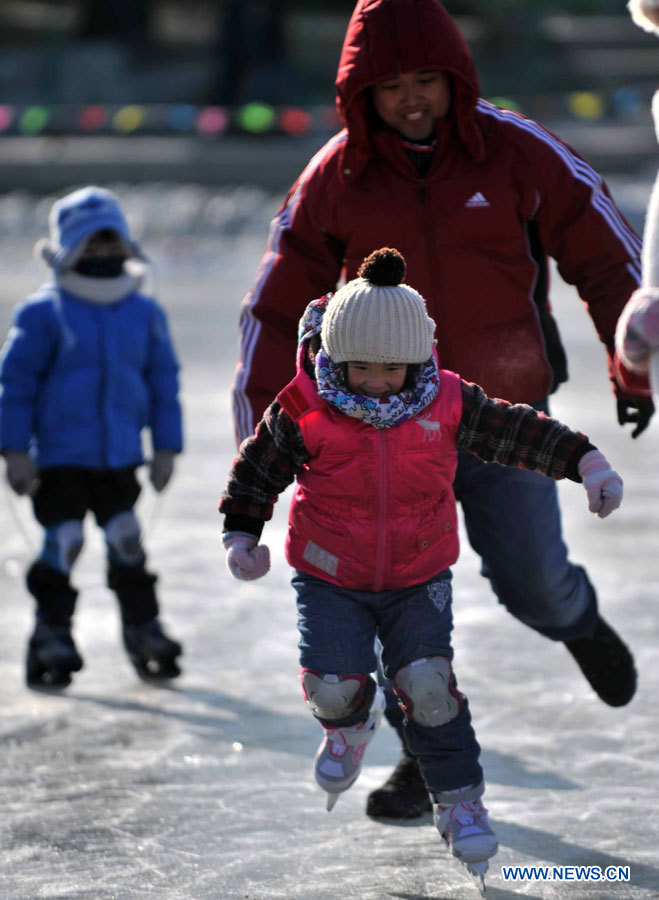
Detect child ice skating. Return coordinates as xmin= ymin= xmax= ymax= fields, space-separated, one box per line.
xmin=0 ymin=186 xmax=184 ymax=688
xmin=220 ymin=248 xmax=624 ymax=888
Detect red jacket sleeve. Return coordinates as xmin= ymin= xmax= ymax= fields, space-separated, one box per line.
xmin=232 ymin=137 xmax=346 ymax=445
xmin=512 ymin=120 xmax=648 ymax=398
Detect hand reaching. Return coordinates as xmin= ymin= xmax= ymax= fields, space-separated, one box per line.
xmin=616 ymin=397 xmax=655 ymax=439
xmin=223 ymin=533 xmax=270 ymax=581
xmin=578 ymin=449 xmax=623 ymax=519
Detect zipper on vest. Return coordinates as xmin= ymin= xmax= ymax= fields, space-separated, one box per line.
xmin=373 ymin=431 xmax=388 ymax=592
xmin=417 ymin=178 xmax=426 ymax=204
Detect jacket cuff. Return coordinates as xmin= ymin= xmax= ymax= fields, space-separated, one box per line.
xmin=222 ymin=514 xmax=264 ymax=540
xmin=564 ymin=442 xmax=597 ymax=482
xmin=612 ymin=350 xmax=653 ymax=398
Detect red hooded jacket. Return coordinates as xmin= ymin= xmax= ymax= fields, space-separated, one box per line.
xmin=233 ymin=0 xmax=644 ymax=443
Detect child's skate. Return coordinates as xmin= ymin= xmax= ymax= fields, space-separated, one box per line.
xmin=435 ymin=798 xmax=498 ymax=895
xmin=314 ymin=686 xmax=385 ymax=811
xmin=26 ymin=621 xmax=83 ymax=689
xmin=122 ymin=619 xmax=182 ymax=680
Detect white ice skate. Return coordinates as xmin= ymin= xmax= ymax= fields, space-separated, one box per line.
xmin=435 ymin=799 xmax=498 ymax=895
xmin=314 ymin=686 xmax=385 ymax=811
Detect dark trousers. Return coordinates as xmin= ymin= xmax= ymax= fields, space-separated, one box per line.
xmin=27 ymin=467 xmax=158 ymax=627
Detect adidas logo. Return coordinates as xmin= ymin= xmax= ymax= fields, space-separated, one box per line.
xmin=465 ymin=191 xmax=490 ymax=208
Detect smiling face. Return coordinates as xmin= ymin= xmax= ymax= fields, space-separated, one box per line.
xmin=346 ymin=361 xmax=408 ymax=397
xmin=371 ymin=69 xmax=451 ymax=140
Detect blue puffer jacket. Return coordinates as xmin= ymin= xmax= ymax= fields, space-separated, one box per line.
xmin=0 ymin=283 xmax=183 ymax=469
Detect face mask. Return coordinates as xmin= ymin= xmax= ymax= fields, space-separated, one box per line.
xmin=74 ymin=255 xmax=127 ymax=278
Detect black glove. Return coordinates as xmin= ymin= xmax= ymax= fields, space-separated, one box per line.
xmin=616 ymin=397 xmax=655 ymax=439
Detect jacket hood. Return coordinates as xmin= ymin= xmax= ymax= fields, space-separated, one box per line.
xmin=37 ymin=186 xmax=142 ymax=272
xmin=335 ymin=0 xmax=483 ymax=179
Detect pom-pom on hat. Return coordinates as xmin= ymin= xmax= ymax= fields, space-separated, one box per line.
xmin=321 ymin=248 xmax=436 ymax=363
xmin=37 ymin=186 xmax=138 ymax=271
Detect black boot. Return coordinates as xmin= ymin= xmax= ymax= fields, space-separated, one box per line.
xmin=366 ymin=749 xmax=432 ymax=819
xmin=564 ymin=615 xmax=636 ymax=707
xmin=108 ymin=563 xmax=182 ymax=680
xmin=25 ymin=562 xmax=82 ymax=689
xmin=26 ymin=621 xmax=83 ymax=689
xmin=122 ymin=619 xmax=183 ymax=680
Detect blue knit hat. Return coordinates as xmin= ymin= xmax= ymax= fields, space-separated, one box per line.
xmin=38 ymin=186 xmax=138 ymax=270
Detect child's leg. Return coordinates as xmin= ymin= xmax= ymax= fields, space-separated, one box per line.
xmin=292 ymin=572 xmax=383 ymax=809
xmin=367 ymin=648 xmax=432 ymax=819
xmin=91 ymin=468 xmax=182 ymax=679
xmin=26 ymin=469 xmax=88 ymax=687
xmin=379 ymin=572 xmax=497 ymax=869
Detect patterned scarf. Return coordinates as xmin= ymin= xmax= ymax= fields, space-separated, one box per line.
xmin=297 ymin=295 xmax=439 ymax=429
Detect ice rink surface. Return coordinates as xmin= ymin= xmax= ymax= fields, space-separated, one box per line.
xmin=0 ymin=184 xmax=658 ymax=900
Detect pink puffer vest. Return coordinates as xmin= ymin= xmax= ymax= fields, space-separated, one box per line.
xmin=277 ymin=359 xmax=462 ymax=591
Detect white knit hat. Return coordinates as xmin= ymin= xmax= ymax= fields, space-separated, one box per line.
xmin=321 ymin=248 xmax=436 ymax=363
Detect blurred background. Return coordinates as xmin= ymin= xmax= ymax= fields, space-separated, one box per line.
xmin=1 ymin=1 xmax=659 ymax=264
xmin=1 ymin=0 xmax=659 ymax=193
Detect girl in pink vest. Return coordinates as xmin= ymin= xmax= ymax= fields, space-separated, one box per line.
xmin=220 ymin=248 xmax=622 ymax=888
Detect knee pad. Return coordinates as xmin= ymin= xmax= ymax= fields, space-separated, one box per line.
xmin=103 ymin=511 xmax=144 ymax=566
xmin=394 ymin=656 xmax=463 ymax=728
xmin=40 ymin=520 xmax=84 ymax=574
xmin=301 ymin=669 xmax=376 ymax=726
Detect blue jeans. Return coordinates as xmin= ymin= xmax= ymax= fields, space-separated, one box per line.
xmin=380 ymin=415 xmax=599 ymax=739
xmin=454 ymin=443 xmax=597 ymax=642
xmin=292 ymin=569 xmax=483 ymax=795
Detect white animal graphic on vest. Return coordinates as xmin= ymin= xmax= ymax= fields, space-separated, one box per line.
xmin=416 ymin=414 xmax=441 ymax=441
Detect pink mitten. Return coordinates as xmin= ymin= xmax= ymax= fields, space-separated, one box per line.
xmin=578 ymin=450 xmax=623 ymax=519
xmin=615 ymin=287 xmax=659 ymax=373
xmin=223 ymin=533 xmax=270 ymax=581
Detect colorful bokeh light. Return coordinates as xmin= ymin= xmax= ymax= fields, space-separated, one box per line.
xmin=280 ymin=108 xmax=312 ymax=136
xmin=196 ymin=106 xmax=228 ymax=135
xmin=239 ymin=102 xmax=276 ymax=134
xmin=19 ymin=106 xmax=49 ymax=134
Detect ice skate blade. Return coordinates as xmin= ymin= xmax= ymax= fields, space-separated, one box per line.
xmin=464 ymin=859 xmax=488 ymax=896
xmin=326 ymin=792 xmax=340 ymax=812
xmin=130 ymin=657 xmax=182 ymax=682
xmin=441 ymin=838 xmax=490 ymax=896
xmin=26 ymin=676 xmax=72 ymax=692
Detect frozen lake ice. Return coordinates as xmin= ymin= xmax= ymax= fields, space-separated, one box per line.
xmin=0 ymin=184 xmax=658 ymax=899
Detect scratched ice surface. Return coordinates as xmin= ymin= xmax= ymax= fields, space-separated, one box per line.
xmin=0 ymin=185 xmax=658 ymax=900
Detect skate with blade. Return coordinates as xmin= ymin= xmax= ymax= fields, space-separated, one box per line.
xmin=435 ymin=798 xmax=498 ymax=895
xmin=314 ymin=687 xmax=385 ymax=810
xmin=26 ymin=621 xmax=83 ymax=689
xmin=122 ymin=619 xmax=183 ymax=680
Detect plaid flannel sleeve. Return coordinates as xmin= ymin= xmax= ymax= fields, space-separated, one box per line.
xmin=219 ymin=401 xmax=309 ymax=535
xmin=456 ymin=380 xmax=595 ymax=481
